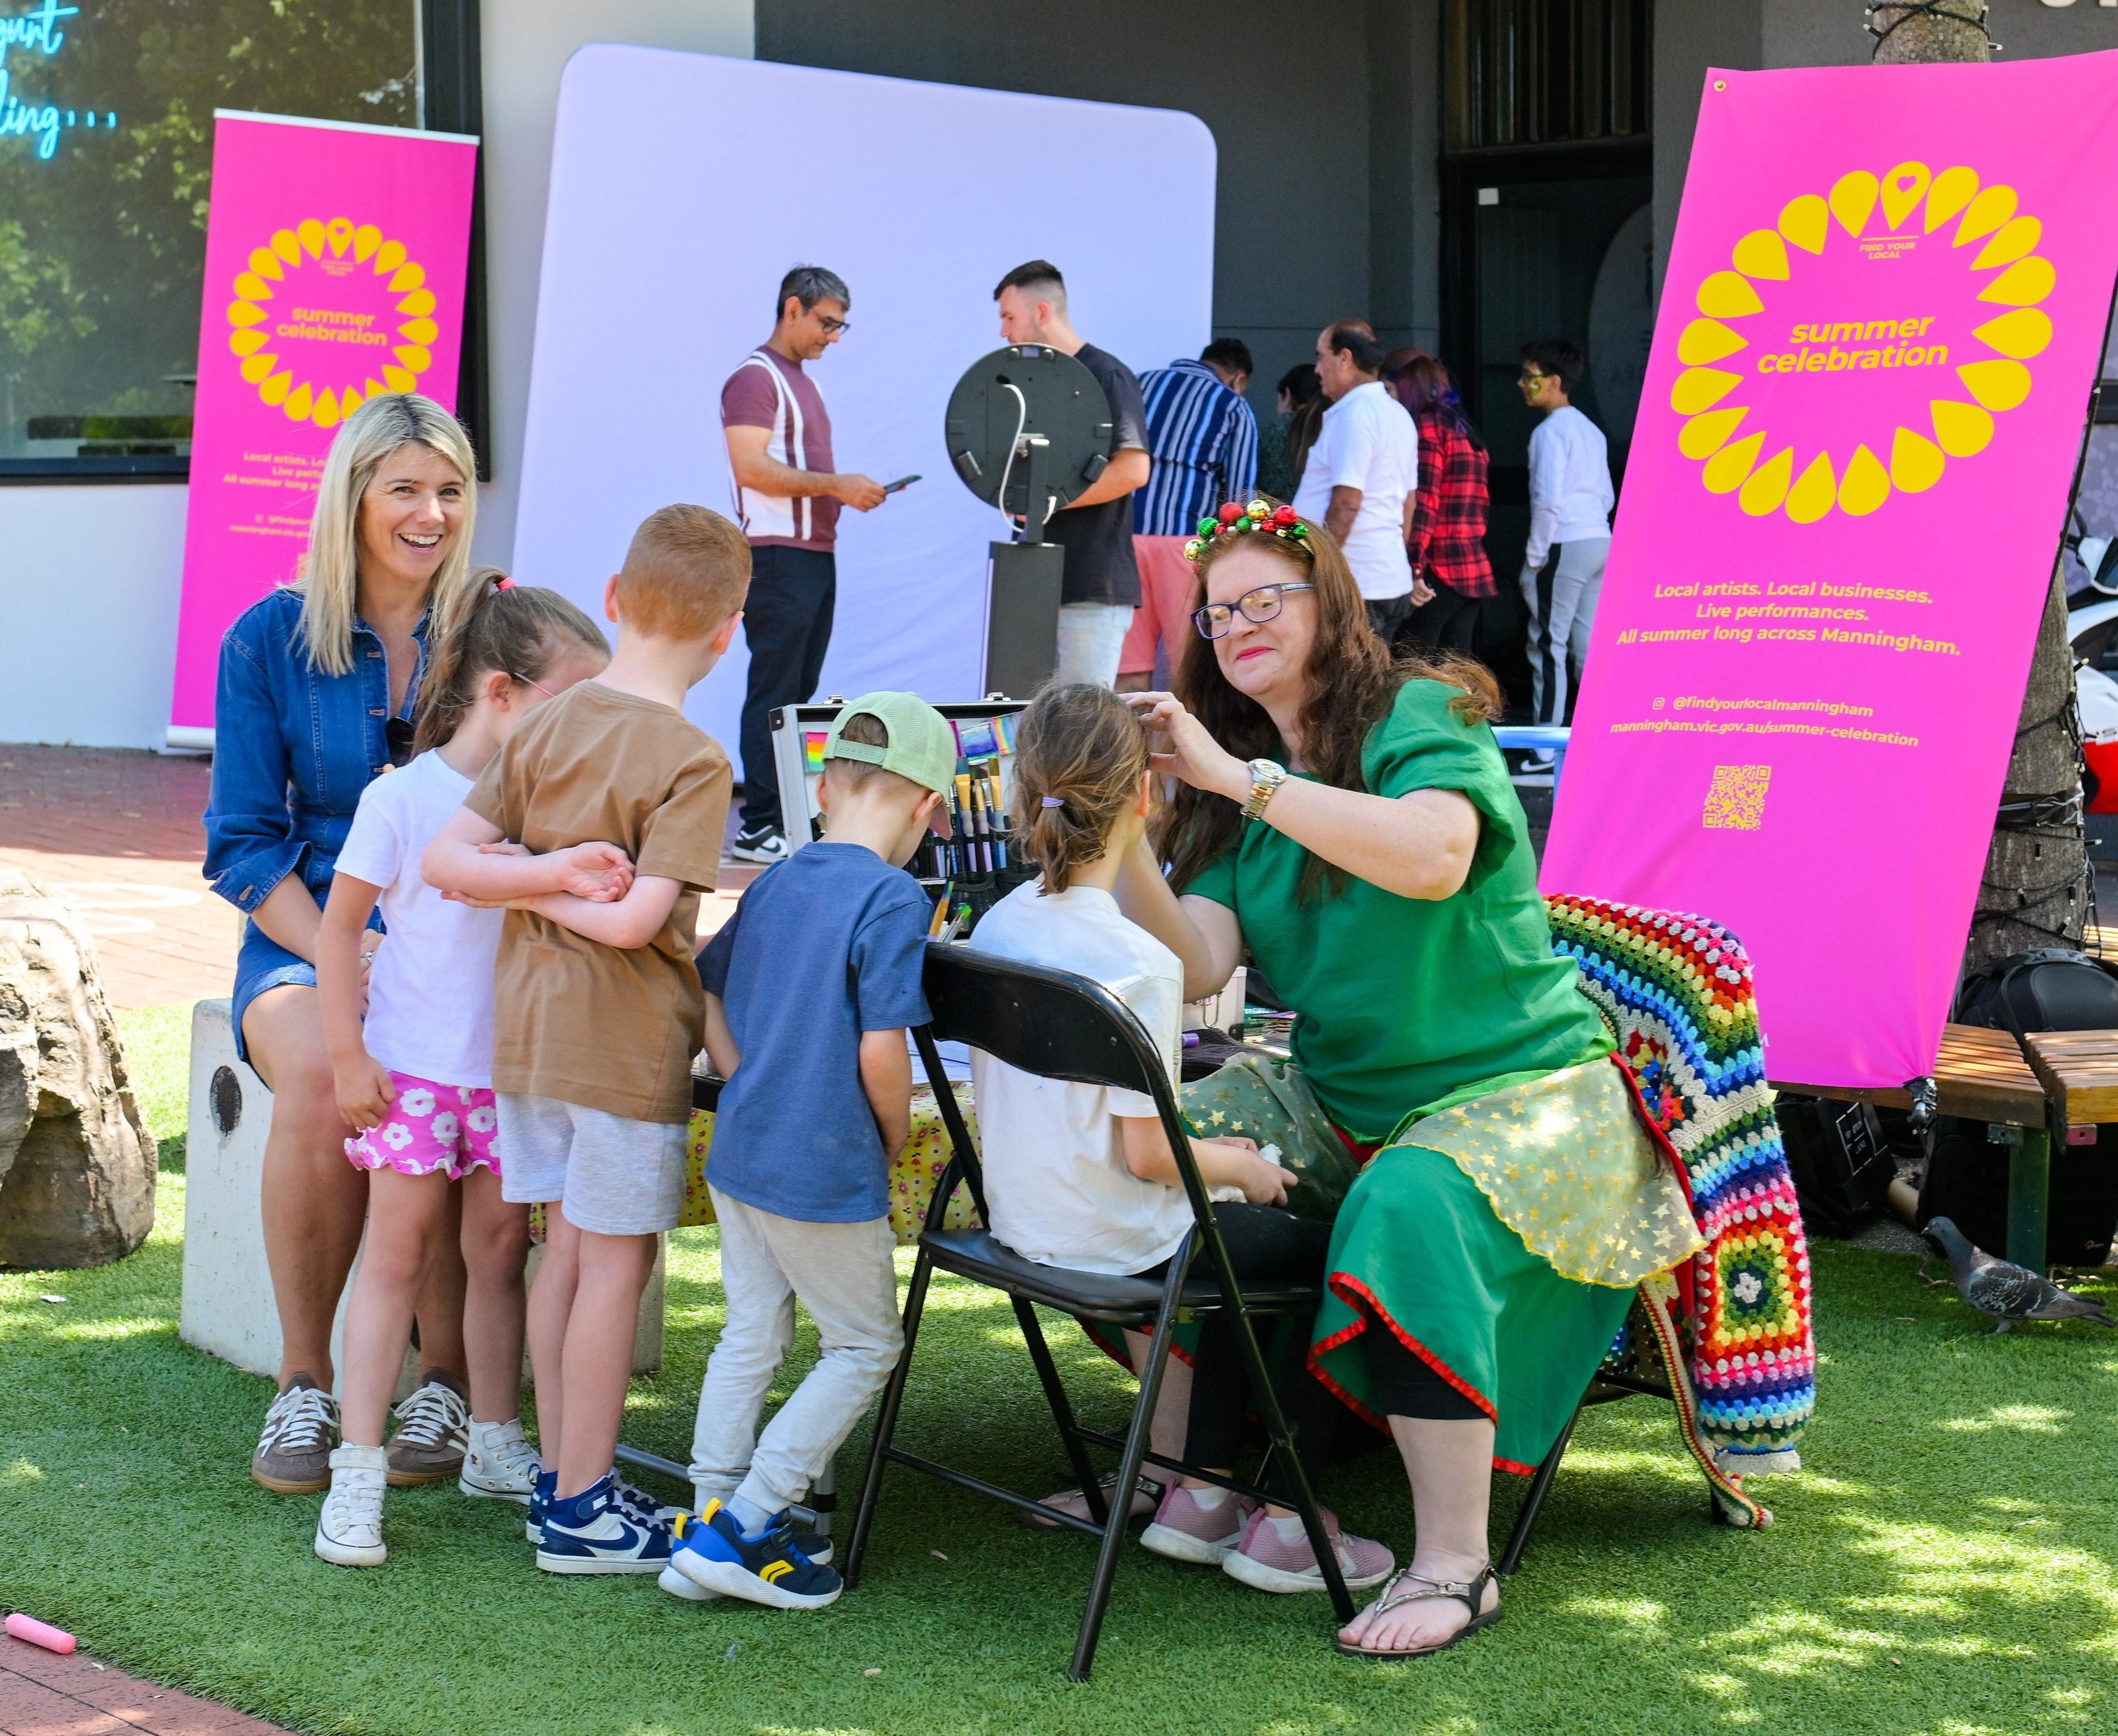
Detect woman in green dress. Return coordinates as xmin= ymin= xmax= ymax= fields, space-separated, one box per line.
xmin=1113 ymin=503 xmax=1701 ymax=1658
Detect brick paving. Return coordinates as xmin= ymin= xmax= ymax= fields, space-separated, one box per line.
xmin=0 ymin=744 xmax=758 ymax=1014
xmin=0 ymin=1636 xmax=288 ymax=1736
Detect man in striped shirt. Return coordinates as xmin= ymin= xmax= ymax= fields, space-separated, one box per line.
xmin=1120 ymin=340 xmax=1260 ymax=688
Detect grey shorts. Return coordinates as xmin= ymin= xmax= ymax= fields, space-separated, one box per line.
xmin=495 ymin=1092 xmax=687 ymax=1236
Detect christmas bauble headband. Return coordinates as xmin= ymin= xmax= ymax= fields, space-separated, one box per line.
xmin=1184 ymin=499 xmax=1309 ymax=564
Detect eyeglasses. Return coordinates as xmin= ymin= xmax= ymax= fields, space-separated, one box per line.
xmin=817 ymin=315 xmax=850 ymax=336
xmin=512 ymin=672 xmax=557 ymax=700
xmin=384 ymin=717 xmax=416 ymax=766
xmin=1192 ymin=582 xmax=1315 ymax=640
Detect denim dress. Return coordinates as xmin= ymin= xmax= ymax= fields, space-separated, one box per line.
xmin=202 ymin=588 xmax=426 ymax=1060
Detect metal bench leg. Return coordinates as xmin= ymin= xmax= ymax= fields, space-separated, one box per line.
xmin=2006 ymin=1122 xmax=2052 ymax=1274
xmin=1498 ymin=1408 xmax=1578 ymax=1576
xmin=844 ymin=1248 xmax=937 ymax=1588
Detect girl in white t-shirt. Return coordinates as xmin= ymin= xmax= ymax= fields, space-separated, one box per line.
xmin=969 ymin=683 xmax=1393 ymax=1596
xmin=311 ymin=578 xmax=611 ymax=1568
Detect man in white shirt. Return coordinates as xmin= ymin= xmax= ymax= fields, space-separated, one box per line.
xmin=1518 ymin=338 xmax=1616 ymax=751
xmin=1293 ymin=321 xmax=1419 ymax=645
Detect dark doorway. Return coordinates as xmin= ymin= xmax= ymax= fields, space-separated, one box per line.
xmin=1435 ymin=0 xmax=1653 ymax=719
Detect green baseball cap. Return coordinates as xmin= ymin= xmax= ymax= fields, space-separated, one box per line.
xmin=823 ymin=692 xmax=957 ymax=835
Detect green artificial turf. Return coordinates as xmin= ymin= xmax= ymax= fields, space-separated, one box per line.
xmin=1 ymin=1011 xmax=2114 ymax=1735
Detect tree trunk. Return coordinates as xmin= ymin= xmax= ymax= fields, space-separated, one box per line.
xmin=1871 ymin=2 xmax=2089 ymax=967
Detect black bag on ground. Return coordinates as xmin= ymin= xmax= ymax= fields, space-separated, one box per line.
xmin=1776 ymin=1094 xmax=1893 ymax=1237
xmin=1923 ymin=948 xmax=2118 ymax=1267
xmin=1916 ymin=1115 xmax=2118 ymax=1268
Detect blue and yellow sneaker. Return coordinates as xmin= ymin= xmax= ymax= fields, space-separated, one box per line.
xmin=667 ymin=1499 xmax=842 ymax=1609
xmin=536 ymin=1474 xmax=673 ymax=1575
xmin=657 ymin=1509 xmax=833 ymax=1602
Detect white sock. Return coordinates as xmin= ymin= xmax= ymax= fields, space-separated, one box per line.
xmin=1268 ymin=1514 xmax=1310 ymax=1545
xmin=726 ymin=1490 xmax=776 ymax=1538
xmin=1188 ymin=1485 xmax=1230 ymax=1511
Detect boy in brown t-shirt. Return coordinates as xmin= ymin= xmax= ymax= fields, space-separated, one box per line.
xmin=423 ymin=504 xmax=747 ymax=1575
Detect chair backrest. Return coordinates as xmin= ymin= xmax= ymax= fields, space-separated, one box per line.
xmin=916 ymin=942 xmax=1226 ymax=1238
xmin=922 ymin=942 xmax=1173 ymax=1105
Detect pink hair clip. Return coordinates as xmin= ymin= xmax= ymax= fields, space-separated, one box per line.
xmin=493 ymin=576 xmax=516 ymax=591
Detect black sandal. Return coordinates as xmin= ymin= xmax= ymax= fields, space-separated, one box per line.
xmin=1333 ymin=1563 xmax=1501 ymax=1659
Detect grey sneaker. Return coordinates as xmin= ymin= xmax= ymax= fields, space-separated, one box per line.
xmin=251 ymin=1374 xmax=339 ymax=1494
xmin=386 ymin=1371 xmax=471 ymax=1487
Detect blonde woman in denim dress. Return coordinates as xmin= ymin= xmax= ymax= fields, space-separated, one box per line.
xmin=203 ymin=394 xmax=487 ymax=1494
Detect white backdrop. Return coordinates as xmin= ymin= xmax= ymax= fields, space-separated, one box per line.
xmin=513 ymin=46 xmax=1217 ymax=753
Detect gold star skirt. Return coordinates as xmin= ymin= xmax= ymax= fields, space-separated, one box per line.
xmin=1399 ymin=1056 xmax=1704 ymax=1288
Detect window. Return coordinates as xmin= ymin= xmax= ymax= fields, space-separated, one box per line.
xmin=0 ymin=2 xmax=459 ymax=478
xmin=1444 ymin=0 xmax=1653 ymax=153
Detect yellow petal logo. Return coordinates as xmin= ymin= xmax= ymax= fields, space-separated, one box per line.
xmin=1674 ymin=164 xmax=2053 ymax=525
xmin=223 ymin=220 xmax=440 ymax=427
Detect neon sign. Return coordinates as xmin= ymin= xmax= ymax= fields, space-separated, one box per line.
xmin=1 ymin=3 xmax=114 ymax=161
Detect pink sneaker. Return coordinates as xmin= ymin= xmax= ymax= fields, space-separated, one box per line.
xmin=1220 ymin=1505 xmax=1396 ymax=1594
xmin=1140 ymin=1484 xmax=1257 ymax=1564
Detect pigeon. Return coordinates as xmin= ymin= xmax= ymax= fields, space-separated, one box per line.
xmin=1920 ymin=1216 xmax=2115 ymax=1334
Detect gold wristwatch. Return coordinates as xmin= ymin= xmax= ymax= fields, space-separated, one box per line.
xmin=1241 ymin=757 xmax=1288 ymax=822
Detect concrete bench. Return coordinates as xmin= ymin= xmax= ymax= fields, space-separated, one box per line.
xmin=179 ymin=998 xmax=664 ymax=1392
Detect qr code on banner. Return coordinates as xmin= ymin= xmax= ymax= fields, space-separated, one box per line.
xmin=1702 ymin=765 xmax=1771 ymax=830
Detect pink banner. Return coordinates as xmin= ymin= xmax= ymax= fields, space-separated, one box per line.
xmin=1542 ymin=55 xmax=2118 ymax=1088
xmin=170 ymin=110 xmax=477 ymax=736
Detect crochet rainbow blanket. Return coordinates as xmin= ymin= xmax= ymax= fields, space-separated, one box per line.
xmin=1546 ymin=895 xmax=1817 ymax=1514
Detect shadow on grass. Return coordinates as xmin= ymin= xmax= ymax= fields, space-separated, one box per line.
xmin=3 ymin=1184 xmax=2115 ymax=1735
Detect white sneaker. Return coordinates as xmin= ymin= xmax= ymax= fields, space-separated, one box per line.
xmin=459 ymin=1418 xmax=542 ymax=1503
xmin=314 ymin=1444 xmax=388 ymax=1567
xmin=658 ymin=1564 xmax=722 ymax=1602
xmin=730 ymin=826 xmax=790 ymax=864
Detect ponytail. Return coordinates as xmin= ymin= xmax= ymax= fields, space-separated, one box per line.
xmin=412 ymin=570 xmax=609 ymax=753
xmin=1010 ymin=683 xmax=1149 ymax=895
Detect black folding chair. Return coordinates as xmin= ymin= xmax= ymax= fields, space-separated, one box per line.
xmin=842 ymin=944 xmax=1353 ymax=1679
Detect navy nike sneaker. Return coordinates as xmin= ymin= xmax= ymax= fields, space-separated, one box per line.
xmin=666 ymin=1499 xmax=842 ymax=1608
xmin=525 ymin=1468 xmax=556 ymax=1544
xmin=536 ymin=1474 xmax=673 ymax=1575
xmin=657 ymin=1508 xmax=832 ymax=1601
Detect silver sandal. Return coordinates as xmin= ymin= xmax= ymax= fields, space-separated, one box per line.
xmin=1333 ymin=1562 xmax=1501 ymax=1659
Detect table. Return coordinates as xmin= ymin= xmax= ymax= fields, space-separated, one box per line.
xmin=1773 ymin=1023 xmax=2055 ymax=1271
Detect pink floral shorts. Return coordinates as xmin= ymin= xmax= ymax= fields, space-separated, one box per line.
xmin=345 ymin=1072 xmax=502 ymax=1180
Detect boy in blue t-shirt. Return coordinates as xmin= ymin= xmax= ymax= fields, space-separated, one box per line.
xmin=669 ymin=692 xmax=953 ymax=1610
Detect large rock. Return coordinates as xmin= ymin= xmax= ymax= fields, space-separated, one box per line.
xmin=0 ymin=867 xmax=156 ymax=1267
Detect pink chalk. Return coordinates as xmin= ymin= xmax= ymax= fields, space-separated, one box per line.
xmin=5 ymin=1613 xmax=76 ymax=1654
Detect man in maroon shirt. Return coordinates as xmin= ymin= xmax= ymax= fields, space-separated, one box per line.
xmin=722 ymin=265 xmax=888 ymax=862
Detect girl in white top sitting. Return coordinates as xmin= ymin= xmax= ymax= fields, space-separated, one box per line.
xmin=968 ymin=682 xmax=1393 ymax=1596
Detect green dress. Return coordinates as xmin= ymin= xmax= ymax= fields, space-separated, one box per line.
xmin=1180 ymin=680 xmax=1670 ymax=1472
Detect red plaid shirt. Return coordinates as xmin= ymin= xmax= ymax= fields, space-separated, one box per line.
xmin=1407 ymin=409 xmax=1495 ymax=598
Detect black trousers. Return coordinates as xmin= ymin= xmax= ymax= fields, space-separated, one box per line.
xmin=1402 ymin=584 xmax=1484 ymax=656
xmin=737 ymin=545 xmax=837 ymax=834
xmin=1364 ymin=594 xmax=1413 ymax=648
xmin=1142 ymin=1202 xmax=1343 ymax=1497
xmin=1360 ymin=1309 xmax=1486 ymax=1422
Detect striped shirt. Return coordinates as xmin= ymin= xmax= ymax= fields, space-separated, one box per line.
xmin=1133 ymin=358 xmax=1260 ymax=537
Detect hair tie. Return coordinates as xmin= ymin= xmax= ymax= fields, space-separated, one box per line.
xmin=493 ymin=576 xmax=516 ymax=591
xmin=1040 ymin=795 xmax=1066 ymax=809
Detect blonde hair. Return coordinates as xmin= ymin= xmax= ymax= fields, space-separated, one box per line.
xmin=294 ymin=393 xmax=481 ymax=676
xmin=614 ymin=504 xmax=751 ymax=640
xmin=1010 ymin=683 xmax=1149 ymax=895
